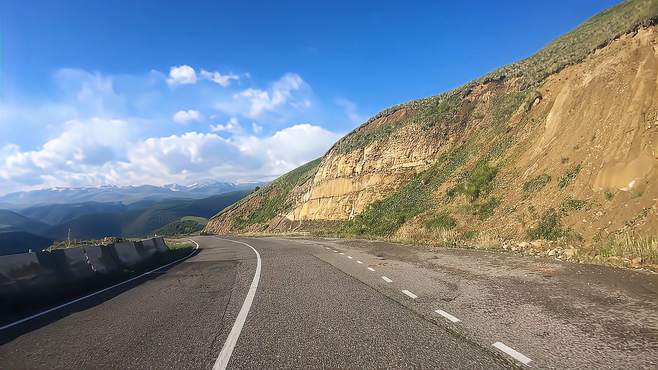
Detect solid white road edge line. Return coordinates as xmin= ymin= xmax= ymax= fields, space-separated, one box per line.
xmin=434 ymin=309 xmax=461 ymax=323
xmin=401 ymin=290 xmax=418 ymax=299
xmin=381 ymin=276 xmax=393 ymax=283
xmin=0 ymin=239 xmax=200 ymax=332
xmin=212 ymin=237 xmax=262 ymax=370
xmin=492 ymin=342 xmax=532 ymax=366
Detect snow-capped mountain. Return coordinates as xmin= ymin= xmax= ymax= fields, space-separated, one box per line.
xmin=0 ymin=181 xmax=265 ymax=208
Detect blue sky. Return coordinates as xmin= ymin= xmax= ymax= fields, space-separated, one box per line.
xmin=0 ymin=0 xmax=620 ymax=194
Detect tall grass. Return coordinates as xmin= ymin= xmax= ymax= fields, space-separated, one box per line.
xmin=597 ymin=232 xmax=658 ymax=264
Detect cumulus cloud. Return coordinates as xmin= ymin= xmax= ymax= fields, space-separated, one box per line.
xmin=167 ymin=65 xmax=197 ymax=86
xmin=172 ymin=109 xmax=203 ymax=124
xmin=0 ymin=117 xmax=342 ymax=193
xmin=200 ymin=69 xmax=239 ymax=87
xmin=0 ymin=118 xmax=136 ymax=191
xmin=210 ymin=117 xmax=242 ymax=134
xmin=257 ymin=124 xmax=340 ymax=173
xmin=0 ymin=66 xmax=342 ymax=195
xmin=217 ymin=73 xmax=310 ymax=118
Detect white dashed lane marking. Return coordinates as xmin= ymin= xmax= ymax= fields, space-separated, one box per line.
xmin=492 ymin=342 xmax=532 ymax=366
xmin=434 ymin=309 xmax=461 ymax=323
xmin=401 ymin=290 xmax=418 ymax=299
xmin=318 ymin=243 xmax=535 ymax=368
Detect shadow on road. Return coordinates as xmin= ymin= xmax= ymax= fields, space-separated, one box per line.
xmin=0 ymin=247 xmax=202 ymax=345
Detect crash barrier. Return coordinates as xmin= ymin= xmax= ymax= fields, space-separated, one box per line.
xmin=0 ymin=237 xmax=169 ymax=302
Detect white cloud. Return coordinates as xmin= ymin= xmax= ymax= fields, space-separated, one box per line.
xmin=257 ymin=123 xmax=340 ymax=174
xmin=217 ymin=73 xmax=310 ymax=118
xmin=0 ymin=117 xmax=342 ymax=194
xmin=0 ymin=118 xmax=136 ymax=192
xmin=0 ymin=66 xmax=345 ymax=195
xmin=335 ymin=98 xmax=364 ymax=125
xmin=172 ymin=109 xmax=203 ymax=124
xmin=251 ymin=122 xmax=263 ymax=134
xmin=200 ymin=69 xmax=239 ymax=87
xmin=167 ymin=65 xmax=197 ymax=86
xmin=210 ymin=117 xmax=243 ymax=134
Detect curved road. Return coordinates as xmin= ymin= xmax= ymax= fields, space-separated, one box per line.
xmin=0 ymin=236 xmax=511 ymax=369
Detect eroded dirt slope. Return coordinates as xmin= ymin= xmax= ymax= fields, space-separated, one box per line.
xmin=206 ymin=0 xmax=658 ymax=268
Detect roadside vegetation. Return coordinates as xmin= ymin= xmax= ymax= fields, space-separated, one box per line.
xmin=231 ymin=158 xmax=321 ymax=229
xmin=558 ymin=164 xmax=582 ymax=189
xmin=206 ymin=0 xmax=658 ymax=271
xmin=155 ymin=216 xmax=208 ymax=237
xmin=523 ymin=174 xmax=551 ymax=194
xmin=332 ymin=0 xmax=658 ymax=156
xmin=424 ymin=212 xmax=457 ymax=231
xmin=595 ymin=231 xmax=658 ymax=265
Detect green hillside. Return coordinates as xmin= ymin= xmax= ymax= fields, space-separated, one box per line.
xmin=46 ymin=190 xmax=250 ymax=240
xmin=0 ymin=209 xmax=50 ymax=234
xmin=0 ymin=231 xmax=54 ymax=255
xmin=19 ymin=201 xmax=127 ymax=225
xmin=154 ymin=216 xmax=208 ymax=237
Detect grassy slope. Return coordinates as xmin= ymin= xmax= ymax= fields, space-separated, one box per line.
xmin=206 ymin=0 xmax=658 ymax=268
xmin=19 ymin=201 xmax=127 ymax=225
xmin=325 ymin=0 xmax=658 ymax=239
xmin=154 ymin=216 xmax=208 ymax=237
xmin=0 ymin=231 xmax=54 ymax=255
xmin=0 ymin=209 xmax=51 ymax=234
xmin=333 ymin=0 xmax=658 ymax=155
xmin=208 ymin=158 xmax=321 ymax=231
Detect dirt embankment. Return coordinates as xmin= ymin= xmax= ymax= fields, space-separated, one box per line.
xmin=206 ymin=9 xmax=658 ymax=269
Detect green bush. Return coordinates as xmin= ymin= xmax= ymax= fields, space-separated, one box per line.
xmin=425 ymin=212 xmax=457 ymax=230
xmin=558 ymin=164 xmax=581 ymax=189
xmin=527 ymin=208 xmax=565 ymax=240
xmin=523 ymin=174 xmax=551 ymax=193
xmin=560 ymin=198 xmax=589 ymax=212
xmin=473 ymin=197 xmax=500 ymax=220
xmin=449 ymin=162 xmax=498 ymax=201
xmin=463 ymin=230 xmax=478 ymax=240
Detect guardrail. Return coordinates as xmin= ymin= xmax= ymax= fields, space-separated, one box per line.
xmin=0 ymin=237 xmax=168 ymax=303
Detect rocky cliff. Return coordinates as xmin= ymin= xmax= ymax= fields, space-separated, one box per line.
xmin=206 ymin=0 xmax=658 ymax=268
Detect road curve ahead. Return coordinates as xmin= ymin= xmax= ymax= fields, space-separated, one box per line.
xmin=0 ymin=236 xmax=509 ymax=369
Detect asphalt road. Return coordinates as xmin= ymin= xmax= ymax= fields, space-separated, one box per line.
xmin=0 ymin=236 xmax=512 ymax=369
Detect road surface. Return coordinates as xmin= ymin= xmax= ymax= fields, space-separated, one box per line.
xmin=1 ymin=236 xmax=656 ymax=369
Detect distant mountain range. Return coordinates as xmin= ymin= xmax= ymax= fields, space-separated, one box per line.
xmin=0 ymin=181 xmax=260 ymax=255
xmin=0 ymin=209 xmax=51 ymax=234
xmin=44 ymin=190 xmax=251 ymax=240
xmin=0 ymin=181 xmax=264 ymax=208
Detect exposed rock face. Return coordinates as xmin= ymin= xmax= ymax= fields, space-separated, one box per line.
xmin=206 ymin=1 xmax=658 ymax=251
xmin=287 ymin=109 xmax=446 ymax=221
